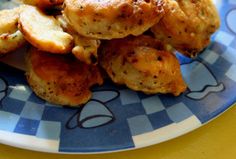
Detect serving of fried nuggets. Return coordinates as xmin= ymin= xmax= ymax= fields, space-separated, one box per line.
xmin=0 ymin=0 xmax=220 ymax=106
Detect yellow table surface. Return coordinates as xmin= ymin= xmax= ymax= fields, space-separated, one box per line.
xmin=0 ymin=104 xmax=236 ymax=159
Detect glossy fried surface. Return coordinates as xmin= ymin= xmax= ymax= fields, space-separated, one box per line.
xmin=18 ymin=5 xmax=73 ymax=54
xmin=151 ymin=0 xmax=220 ymax=57
xmin=26 ymin=47 xmax=103 ymax=106
xmin=0 ymin=7 xmax=19 ymax=34
xmin=100 ymin=35 xmax=187 ymax=96
xmin=63 ymin=0 xmax=164 ymax=39
xmin=56 ymin=15 xmax=101 ymax=65
xmin=0 ymin=7 xmax=26 ymax=54
xmin=72 ymin=34 xmax=101 ymax=65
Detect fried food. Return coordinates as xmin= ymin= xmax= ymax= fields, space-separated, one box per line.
xmin=0 ymin=7 xmax=19 ymax=34
xmin=0 ymin=0 xmax=221 ymax=106
xmin=0 ymin=31 xmax=26 ymax=54
xmin=0 ymin=7 xmax=26 ymax=54
xmin=72 ymin=34 xmax=101 ymax=65
xmin=100 ymin=35 xmax=187 ymax=96
xmin=18 ymin=5 xmax=73 ymax=54
xmin=151 ymin=0 xmax=220 ymax=57
xmin=20 ymin=0 xmax=64 ymax=8
xmin=26 ymin=47 xmax=103 ymax=106
xmin=56 ymin=15 xmax=101 ymax=64
xmin=63 ymin=0 xmax=165 ymax=39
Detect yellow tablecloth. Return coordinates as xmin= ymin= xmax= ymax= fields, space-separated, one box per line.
xmin=0 ymin=104 xmax=236 ymax=159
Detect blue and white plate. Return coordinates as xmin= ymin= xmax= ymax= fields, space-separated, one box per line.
xmin=0 ymin=0 xmax=236 ymax=154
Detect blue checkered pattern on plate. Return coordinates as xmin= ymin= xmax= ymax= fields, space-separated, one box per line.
xmin=0 ymin=0 xmax=236 ymax=153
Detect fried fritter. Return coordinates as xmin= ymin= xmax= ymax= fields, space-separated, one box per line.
xmin=72 ymin=34 xmax=101 ymax=65
xmin=100 ymin=35 xmax=187 ymax=96
xmin=151 ymin=0 xmax=220 ymax=57
xmin=18 ymin=5 xmax=73 ymax=54
xmin=0 ymin=7 xmax=19 ymax=34
xmin=26 ymin=47 xmax=103 ymax=106
xmin=56 ymin=15 xmax=101 ymax=65
xmin=63 ymin=0 xmax=164 ymax=39
xmin=20 ymin=0 xmax=64 ymax=8
xmin=0 ymin=7 xmax=26 ymax=54
xmin=0 ymin=31 xmax=26 ymax=54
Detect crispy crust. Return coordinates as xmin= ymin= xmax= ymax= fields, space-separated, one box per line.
xmin=56 ymin=15 xmax=101 ymax=65
xmin=63 ymin=0 xmax=165 ymax=39
xmin=100 ymin=35 xmax=187 ymax=96
xmin=151 ymin=0 xmax=220 ymax=57
xmin=0 ymin=7 xmax=26 ymax=54
xmin=0 ymin=30 xmax=26 ymax=54
xmin=18 ymin=5 xmax=73 ymax=54
xmin=72 ymin=34 xmax=101 ymax=65
xmin=26 ymin=47 xmax=103 ymax=106
xmin=0 ymin=7 xmax=20 ymax=34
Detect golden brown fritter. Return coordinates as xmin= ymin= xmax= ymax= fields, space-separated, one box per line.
xmin=63 ymin=0 xmax=165 ymax=39
xmin=0 ymin=7 xmax=26 ymax=54
xmin=26 ymin=47 xmax=103 ymax=106
xmin=56 ymin=15 xmax=101 ymax=65
xmin=0 ymin=7 xmax=19 ymax=34
xmin=0 ymin=30 xmax=26 ymax=54
xmin=20 ymin=0 xmax=64 ymax=8
xmin=151 ymin=0 xmax=220 ymax=57
xmin=72 ymin=34 xmax=101 ymax=65
xmin=18 ymin=5 xmax=73 ymax=54
xmin=99 ymin=35 xmax=187 ymax=96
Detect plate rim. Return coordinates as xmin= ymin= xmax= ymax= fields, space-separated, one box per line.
xmin=0 ymin=0 xmax=235 ymax=154
xmin=0 ymin=102 xmax=235 ymax=154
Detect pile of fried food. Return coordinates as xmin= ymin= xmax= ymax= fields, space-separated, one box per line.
xmin=0 ymin=0 xmax=220 ymax=106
